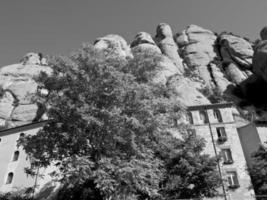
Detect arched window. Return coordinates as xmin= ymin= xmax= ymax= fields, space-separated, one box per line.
xmin=13 ymin=151 xmax=20 ymax=161
xmin=213 ymin=109 xmax=223 ymax=122
xmin=199 ymin=110 xmax=208 ymax=124
xmin=6 ymin=172 xmax=13 ymax=184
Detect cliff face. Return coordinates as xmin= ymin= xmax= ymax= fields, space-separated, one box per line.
xmin=1 ymin=24 xmax=267 ymax=128
xmin=0 ymin=53 xmax=51 ymax=128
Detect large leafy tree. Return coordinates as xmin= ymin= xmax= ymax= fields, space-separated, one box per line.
xmin=249 ymin=145 xmax=267 ymax=197
xmin=21 ymin=44 xmax=221 ymax=200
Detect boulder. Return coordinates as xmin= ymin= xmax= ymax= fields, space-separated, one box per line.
xmin=218 ymin=34 xmax=253 ymax=69
xmin=152 ymin=56 xmax=180 ymax=85
xmin=0 ymin=53 xmax=52 ymax=128
xmin=11 ymin=104 xmax=39 ymax=121
xmin=175 ymin=25 xmax=219 ymax=90
xmin=210 ymin=63 xmax=231 ymax=93
xmin=176 ymin=24 xmax=217 ymax=69
xmin=0 ymin=91 xmax=14 ymax=119
xmin=130 ymin=53 xmax=179 ymax=85
xmin=6 ymin=80 xmax=38 ymax=104
xmin=94 ymin=34 xmax=133 ymax=59
xmin=130 ymin=31 xmax=179 ymax=85
xmin=223 ymin=62 xmax=248 ymax=85
xmin=131 ymin=32 xmax=161 ymax=54
xmin=20 ymin=52 xmax=42 ymax=65
xmin=131 ymin=32 xmax=156 ymax=47
xmin=155 ymin=23 xmax=184 ymax=73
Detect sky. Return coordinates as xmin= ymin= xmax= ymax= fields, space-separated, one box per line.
xmin=0 ymin=0 xmax=266 ymax=66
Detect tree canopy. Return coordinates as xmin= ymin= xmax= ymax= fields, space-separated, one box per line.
xmin=249 ymin=145 xmax=267 ymax=197
xmin=21 ymin=44 xmax=221 ymax=200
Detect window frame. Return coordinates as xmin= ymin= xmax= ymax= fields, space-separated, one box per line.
xmin=226 ymin=171 xmax=240 ymax=189
xmin=199 ymin=110 xmax=208 ymax=124
xmin=12 ymin=150 xmax=20 ymax=162
xmin=186 ymin=112 xmax=194 ymax=124
xmin=216 ymin=127 xmax=227 ymax=142
xmin=221 ymin=148 xmax=233 ymax=164
xmin=213 ymin=109 xmax=223 ymax=123
xmin=6 ymin=172 xmax=14 ymax=185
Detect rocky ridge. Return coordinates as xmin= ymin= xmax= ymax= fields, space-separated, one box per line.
xmin=1 ymin=23 xmax=267 ymax=128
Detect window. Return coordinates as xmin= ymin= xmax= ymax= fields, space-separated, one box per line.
xmin=226 ymin=171 xmax=239 ymax=188
xmin=19 ymin=133 xmax=25 ymax=138
xmin=199 ymin=110 xmax=208 ymax=124
xmin=186 ymin=112 xmax=193 ymax=124
xmin=12 ymin=151 xmax=20 ymax=161
xmin=222 ymin=148 xmax=233 ymax=164
xmin=213 ymin=109 xmax=223 ymax=122
xmin=6 ymin=172 xmax=14 ymax=184
xmin=216 ymin=127 xmax=227 ymax=142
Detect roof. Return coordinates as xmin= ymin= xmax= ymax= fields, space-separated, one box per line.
xmin=187 ymin=102 xmax=233 ymax=111
xmin=0 ymin=120 xmax=48 ymax=137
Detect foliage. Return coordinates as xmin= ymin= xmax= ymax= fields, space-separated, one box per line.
xmin=160 ymin=132 xmax=221 ymax=199
xmin=0 ymin=191 xmax=34 ymax=200
xmin=21 ymin=44 xmax=221 ymax=200
xmin=198 ymin=86 xmax=225 ymax=104
xmin=249 ymin=145 xmax=267 ymax=197
xmin=183 ymin=67 xmax=200 ymax=80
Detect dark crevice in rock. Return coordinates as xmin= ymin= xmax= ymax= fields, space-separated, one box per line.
xmin=5 ymin=89 xmax=19 ymax=107
xmin=207 ymin=63 xmax=217 ymax=87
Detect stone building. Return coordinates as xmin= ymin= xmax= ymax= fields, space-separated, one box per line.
xmin=0 ymin=120 xmax=54 ymax=195
xmin=187 ymin=103 xmax=255 ymax=200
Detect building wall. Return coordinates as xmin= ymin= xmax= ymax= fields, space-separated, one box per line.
xmin=0 ymin=106 xmax=258 ymax=199
xmin=237 ymin=124 xmax=262 ymax=168
xmin=188 ymin=105 xmax=255 ymax=200
xmin=0 ymin=122 xmax=52 ymax=194
xmin=0 ymin=128 xmax=37 ymax=192
xmin=256 ymin=126 xmax=267 ymax=146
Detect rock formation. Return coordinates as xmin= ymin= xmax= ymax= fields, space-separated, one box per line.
xmin=218 ymin=34 xmax=253 ymax=69
xmin=217 ymin=33 xmax=253 ymax=86
xmin=129 ymin=30 xmax=209 ymax=106
xmin=167 ymin=75 xmax=210 ymax=106
xmin=0 ymin=53 xmax=51 ymax=128
xmin=155 ymin=23 xmax=184 ymax=74
xmin=4 ymin=23 xmax=267 ymax=127
xmin=131 ymin=32 xmax=161 ymax=54
xmin=130 ymin=32 xmax=179 ymax=85
xmin=253 ymin=27 xmax=267 ymax=82
xmin=176 ymin=24 xmax=218 ymax=69
xmin=175 ymin=24 xmax=228 ymax=92
xmin=94 ymin=34 xmax=133 ymax=59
